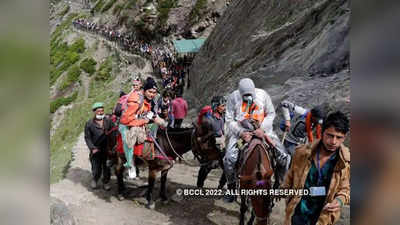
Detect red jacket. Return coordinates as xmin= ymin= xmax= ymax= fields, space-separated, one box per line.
xmin=171 ymin=97 xmax=188 ymax=119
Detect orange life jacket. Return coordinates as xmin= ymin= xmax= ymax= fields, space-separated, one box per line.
xmin=241 ymin=102 xmax=265 ymax=125
xmin=305 ymin=112 xmax=322 ymax=142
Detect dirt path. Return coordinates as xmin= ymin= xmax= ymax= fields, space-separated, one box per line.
xmin=80 ymin=72 xmax=90 ymax=102
xmin=50 ymin=132 xmax=349 ymax=225
xmin=50 ymin=132 xmax=292 ymax=225
xmin=73 ymin=27 xmax=150 ymax=63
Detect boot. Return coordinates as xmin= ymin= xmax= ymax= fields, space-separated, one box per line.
xmin=103 ymin=182 xmax=111 ymax=191
xmin=223 ymin=182 xmax=237 ymax=203
xmin=90 ymin=179 xmax=98 ymax=189
xmin=197 ymin=166 xmax=209 ymax=188
xmin=128 ymin=166 xmax=137 ymax=179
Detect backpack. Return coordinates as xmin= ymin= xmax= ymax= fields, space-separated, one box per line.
xmin=114 ymin=94 xmax=130 ymax=117
xmin=114 ymin=92 xmax=144 ymax=118
xmin=279 ymin=111 xmax=307 ymax=132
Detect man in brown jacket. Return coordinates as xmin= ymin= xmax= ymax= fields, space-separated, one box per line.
xmin=282 ymin=111 xmax=350 ymax=225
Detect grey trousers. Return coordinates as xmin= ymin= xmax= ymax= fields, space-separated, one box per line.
xmin=223 ymin=134 xmax=291 ymax=185
xmin=283 ymin=139 xmax=298 ymax=158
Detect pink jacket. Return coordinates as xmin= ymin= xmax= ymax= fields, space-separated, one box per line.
xmin=172 ymin=97 xmax=188 ymax=119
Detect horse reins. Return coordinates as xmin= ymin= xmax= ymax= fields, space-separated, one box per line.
xmin=105 ymin=126 xmax=119 ymax=136
xmin=165 ymin=128 xmax=197 ymax=166
xmin=148 ymin=132 xmax=174 ymax=165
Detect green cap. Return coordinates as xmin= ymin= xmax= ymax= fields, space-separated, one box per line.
xmin=92 ymin=102 xmax=104 ymax=111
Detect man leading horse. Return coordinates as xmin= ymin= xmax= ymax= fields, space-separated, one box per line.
xmin=193 ymin=96 xmax=227 ymax=189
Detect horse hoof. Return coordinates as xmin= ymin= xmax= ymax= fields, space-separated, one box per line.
xmin=117 ymin=194 xmax=125 ymax=201
xmin=146 ymin=202 xmax=155 ymax=209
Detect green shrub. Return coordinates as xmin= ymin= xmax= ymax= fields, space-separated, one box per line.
xmin=124 ymin=0 xmax=137 ymax=9
xmin=51 ymin=42 xmax=68 ymax=66
xmin=158 ymin=0 xmax=178 ymax=25
xmin=50 ymin=37 xmax=85 ymax=86
xmin=93 ymin=0 xmax=105 ymax=12
xmin=96 ymin=57 xmax=112 ymax=81
xmin=50 ymin=52 xmax=80 ymax=86
xmin=58 ymin=5 xmax=70 ymax=17
xmin=66 ymin=51 xmax=80 ymax=64
xmin=113 ymin=3 xmax=124 ymax=15
xmin=101 ymin=0 xmax=117 ymax=12
xmin=59 ymin=65 xmax=81 ymax=91
xmin=189 ymin=0 xmax=207 ymax=23
xmin=80 ymin=57 xmax=97 ymax=75
xmin=51 ymin=13 xmax=78 ymax=44
xmin=70 ymin=38 xmax=86 ymax=53
xmin=50 ymin=91 xmax=78 ymax=113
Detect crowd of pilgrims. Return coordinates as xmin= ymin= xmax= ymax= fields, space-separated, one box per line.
xmin=72 ymin=18 xmax=193 ymax=93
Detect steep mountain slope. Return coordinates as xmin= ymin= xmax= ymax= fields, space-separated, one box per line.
xmin=187 ymin=0 xmax=350 ymax=116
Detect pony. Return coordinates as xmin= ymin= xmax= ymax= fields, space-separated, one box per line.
xmin=237 ymin=119 xmax=276 ymax=225
xmin=106 ymin=124 xmax=194 ymax=209
xmin=191 ymin=121 xmax=227 ymax=189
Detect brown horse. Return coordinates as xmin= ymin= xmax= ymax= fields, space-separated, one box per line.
xmin=191 ymin=123 xmax=227 ymax=189
xmin=237 ymin=120 xmax=275 ymax=225
xmin=106 ymin=125 xmax=194 ymax=209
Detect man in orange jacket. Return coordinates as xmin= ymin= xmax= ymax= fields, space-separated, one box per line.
xmin=119 ymin=78 xmax=161 ymax=178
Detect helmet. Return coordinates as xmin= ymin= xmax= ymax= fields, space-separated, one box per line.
xmin=92 ymin=102 xmax=104 ymax=111
xmin=311 ymin=106 xmax=326 ymax=124
xmin=211 ymin=96 xmax=227 ymax=110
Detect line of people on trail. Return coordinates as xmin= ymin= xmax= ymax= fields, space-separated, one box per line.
xmin=156 ymin=57 xmax=189 ymax=97
xmin=84 ymin=77 xmax=350 ymax=225
xmin=73 ymin=18 xmax=152 ymax=58
xmin=72 ymin=18 xmax=190 ymax=95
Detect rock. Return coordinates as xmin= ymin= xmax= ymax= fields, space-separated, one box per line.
xmin=187 ymin=0 xmax=350 ymax=116
xmin=50 ymin=197 xmax=76 ymax=225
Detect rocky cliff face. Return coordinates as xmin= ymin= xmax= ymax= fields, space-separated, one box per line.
xmin=187 ymin=0 xmax=350 ymax=117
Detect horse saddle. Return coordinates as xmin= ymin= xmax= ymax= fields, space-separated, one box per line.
xmin=134 ymin=140 xmax=155 ymax=160
xmin=236 ymin=138 xmax=273 ymax=180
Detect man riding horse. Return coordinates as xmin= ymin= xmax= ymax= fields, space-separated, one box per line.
xmin=114 ymin=78 xmax=194 ymax=208
xmin=223 ymin=78 xmax=291 ymax=203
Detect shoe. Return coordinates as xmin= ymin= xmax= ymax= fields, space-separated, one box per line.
xmin=223 ymin=194 xmax=235 ymax=203
xmin=90 ymin=180 xmax=98 ymax=189
xmin=103 ymin=183 xmax=111 ymax=191
xmin=223 ymin=183 xmax=237 ymax=203
xmin=106 ymin=159 xmax=113 ymax=168
xmin=128 ymin=167 xmax=137 ymax=179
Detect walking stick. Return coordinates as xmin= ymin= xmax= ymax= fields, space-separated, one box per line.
xmin=281 ymin=131 xmax=287 ymax=144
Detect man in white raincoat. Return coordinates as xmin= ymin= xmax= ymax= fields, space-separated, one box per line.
xmin=223 ymin=78 xmax=291 ymax=202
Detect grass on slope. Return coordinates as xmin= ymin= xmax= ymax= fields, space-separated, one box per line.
xmin=50 ymin=38 xmax=86 ymax=86
xmin=157 ymin=0 xmax=178 ymax=25
xmin=80 ymin=57 xmax=97 ymax=75
xmin=50 ymin=51 xmax=124 ymax=183
xmin=50 ymin=91 xmax=78 ymax=113
xmin=102 ymin=0 xmax=118 ymax=12
xmin=50 ymin=79 xmax=124 ymax=183
xmin=189 ymin=0 xmax=207 ymax=24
